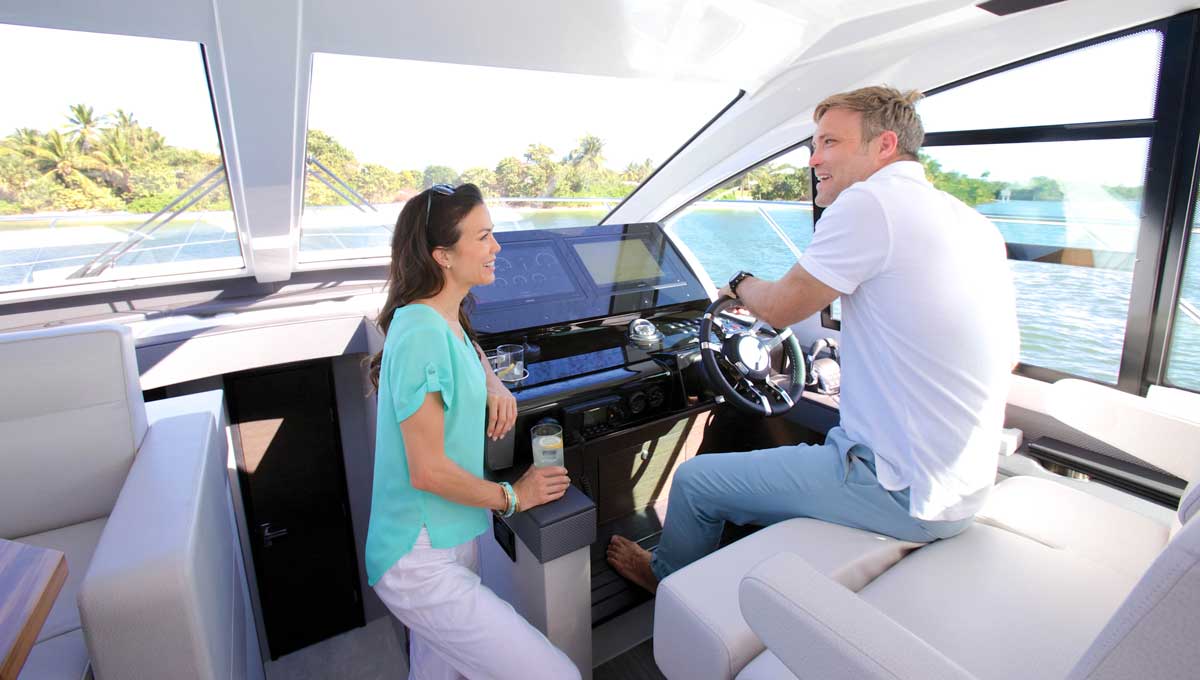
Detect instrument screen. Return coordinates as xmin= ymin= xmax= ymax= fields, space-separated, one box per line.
xmin=472 ymin=239 xmax=579 ymax=305
xmin=572 ymin=238 xmax=665 ymax=286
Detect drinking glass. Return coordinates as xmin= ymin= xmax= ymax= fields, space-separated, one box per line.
xmin=531 ymin=423 xmax=564 ymax=468
xmin=485 ymin=348 xmax=508 ymax=375
xmin=496 ymin=343 xmax=525 ymax=382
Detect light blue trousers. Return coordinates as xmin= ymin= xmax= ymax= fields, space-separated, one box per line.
xmin=650 ymin=426 xmax=975 ymax=581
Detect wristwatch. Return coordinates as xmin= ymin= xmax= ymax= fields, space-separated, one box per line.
xmin=728 ymin=270 xmax=754 ymax=298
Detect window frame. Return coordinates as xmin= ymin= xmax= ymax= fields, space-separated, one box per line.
xmin=915 ymin=13 xmax=1200 ymax=395
xmin=0 ymin=38 xmax=247 ymax=301
xmin=660 ymin=139 xmax=816 ymax=289
xmin=666 ymin=11 xmax=1200 ymax=395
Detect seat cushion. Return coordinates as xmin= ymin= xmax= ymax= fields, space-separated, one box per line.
xmin=17 ymin=629 xmax=90 ymax=680
xmin=16 ymin=517 xmax=107 ymax=643
xmin=860 ymin=523 xmax=1139 ymax=680
xmin=654 ymin=518 xmax=921 ymax=680
xmin=735 ymin=651 xmax=796 ymax=680
xmin=0 ymin=324 xmax=145 ymax=539
xmin=975 ymin=476 xmax=1170 ymax=579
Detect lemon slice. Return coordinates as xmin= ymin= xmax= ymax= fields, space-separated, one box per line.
xmin=536 ymin=436 xmax=562 ymax=450
xmin=496 ymin=364 xmax=515 ymax=378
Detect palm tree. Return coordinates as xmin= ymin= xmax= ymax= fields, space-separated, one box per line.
xmin=113 ymin=109 xmax=138 ymax=132
xmin=621 ymin=158 xmax=655 ymax=183
xmin=139 ymin=127 xmax=166 ymax=156
xmin=32 ymin=129 xmax=102 ymax=188
xmin=65 ymin=104 xmax=105 ymax=153
xmin=96 ymin=129 xmax=135 ymax=193
xmin=1 ymin=128 xmax=42 ymax=159
xmin=567 ymin=135 xmax=605 ymax=171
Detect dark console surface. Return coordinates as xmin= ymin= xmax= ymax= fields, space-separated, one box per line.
xmin=470 ymin=223 xmax=709 ymax=336
xmin=472 ymin=223 xmax=725 ymax=626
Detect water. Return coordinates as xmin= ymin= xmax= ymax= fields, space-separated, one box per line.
xmin=532 ymin=435 xmax=564 ymax=468
xmin=0 ymin=213 xmax=241 ymax=287
xmin=4 ymin=199 xmax=1198 ymax=390
xmin=669 ymin=200 xmax=1200 ymax=387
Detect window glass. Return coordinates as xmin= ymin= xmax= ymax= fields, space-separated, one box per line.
xmin=921 ymin=138 xmax=1150 ymax=383
xmin=300 ymin=53 xmax=734 ymax=262
xmin=0 ymin=24 xmax=241 ymax=292
xmin=665 ymin=147 xmax=812 ymax=287
xmin=919 ymin=30 xmax=1162 ymax=133
xmin=1165 ymin=197 xmax=1200 ymax=391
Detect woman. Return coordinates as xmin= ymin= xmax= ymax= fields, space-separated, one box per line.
xmin=366 ymin=183 xmax=579 ymax=679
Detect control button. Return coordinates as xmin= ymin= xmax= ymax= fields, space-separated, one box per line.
xmin=628 ymin=391 xmax=647 ymax=415
xmin=647 ymin=386 xmax=666 ymax=408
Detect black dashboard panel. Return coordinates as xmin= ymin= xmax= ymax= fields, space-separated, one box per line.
xmin=469 ymin=223 xmax=708 ymax=335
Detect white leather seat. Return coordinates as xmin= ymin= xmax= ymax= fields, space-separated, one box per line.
xmin=654 ymin=517 xmax=922 ymax=680
xmin=0 ymin=324 xmax=263 ymax=680
xmin=724 ymin=379 xmax=1200 ymax=680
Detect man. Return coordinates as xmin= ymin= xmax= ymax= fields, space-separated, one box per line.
xmin=608 ymin=86 xmax=1019 ymax=593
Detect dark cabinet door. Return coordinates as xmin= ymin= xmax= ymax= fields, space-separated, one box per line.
xmin=226 ymin=361 xmax=364 ymax=659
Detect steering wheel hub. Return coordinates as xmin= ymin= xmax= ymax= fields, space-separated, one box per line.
xmin=727 ymin=334 xmax=772 ymax=379
xmin=698 ymin=297 xmax=807 ymax=417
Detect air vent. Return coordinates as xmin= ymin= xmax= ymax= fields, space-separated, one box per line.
xmin=978 ymin=0 xmax=1068 ymax=16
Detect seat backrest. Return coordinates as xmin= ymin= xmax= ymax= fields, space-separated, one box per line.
xmin=1048 ymin=379 xmax=1200 ymax=485
xmin=1067 ymin=514 xmax=1200 ymax=679
xmin=0 ymin=323 xmax=147 ymax=538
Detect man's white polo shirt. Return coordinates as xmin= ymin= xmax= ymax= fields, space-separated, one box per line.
xmin=798 ymin=160 xmax=1019 ymax=521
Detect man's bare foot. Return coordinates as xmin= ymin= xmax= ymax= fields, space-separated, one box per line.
xmin=606 ymin=535 xmax=659 ymax=594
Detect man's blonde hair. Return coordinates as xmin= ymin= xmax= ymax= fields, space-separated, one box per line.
xmin=814 ymin=86 xmax=925 ymax=159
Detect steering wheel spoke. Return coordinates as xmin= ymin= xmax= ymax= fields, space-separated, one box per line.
xmin=763 ymin=375 xmax=796 ymax=409
xmin=743 ymin=382 xmax=773 ymax=415
xmin=717 ymin=353 xmax=745 ymax=380
xmin=698 ymin=297 xmax=806 ymax=418
xmin=766 ymin=325 xmax=794 ymax=350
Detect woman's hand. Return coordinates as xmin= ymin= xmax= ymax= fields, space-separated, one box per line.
xmin=512 ymin=465 xmax=570 ymax=510
xmin=485 ymin=380 xmax=516 ymax=441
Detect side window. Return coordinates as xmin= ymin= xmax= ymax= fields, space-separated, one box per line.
xmin=0 ymin=23 xmax=242 ymax=293
xmin=665 ymin=146 xmax=812 ymax=288
xmin=1165 ymin=195 xmax=1200 ymax=390
xmin=914 ymin=29 xmax=1163 ymax=384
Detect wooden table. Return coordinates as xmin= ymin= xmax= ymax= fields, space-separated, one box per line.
xmin=0 ymin=539 xmax=67 ymax=680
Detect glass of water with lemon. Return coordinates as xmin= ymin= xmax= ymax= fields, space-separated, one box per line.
xmin=531 ymin=422 xmax=564 ymax=468
xmin=495 ymin=344 xmax=525 ymax=383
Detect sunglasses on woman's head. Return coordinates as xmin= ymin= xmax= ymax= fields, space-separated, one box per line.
xmin=425 ymin=184 xmax=456 ymax=230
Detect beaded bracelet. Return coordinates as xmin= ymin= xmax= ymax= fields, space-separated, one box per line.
xmin=499 ymin=481 xmax=517 ymax=518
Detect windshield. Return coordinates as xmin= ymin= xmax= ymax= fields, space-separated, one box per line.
xmin=0 ymin=23 xmax=242 ymax=294
xmin=299 ymin=53 xmax=735 ymax=262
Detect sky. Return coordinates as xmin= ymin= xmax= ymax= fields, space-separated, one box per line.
xmin=0 ymin=22 xmax=1163 ymax=186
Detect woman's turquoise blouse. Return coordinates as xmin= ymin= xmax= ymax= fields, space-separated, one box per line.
xmin=365 ymin=303 xmax=488 ymax=586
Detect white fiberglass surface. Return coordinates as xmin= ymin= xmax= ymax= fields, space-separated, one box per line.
xmin=0 ymin=23 xmax=243 ymax=294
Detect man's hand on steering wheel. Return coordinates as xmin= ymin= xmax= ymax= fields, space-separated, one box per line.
xmin=698 ymin=296 xmax=806 ymax=417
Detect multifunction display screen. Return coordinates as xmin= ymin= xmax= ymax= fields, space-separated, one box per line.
xmin=572 ymin=238 xmax=665 ymax=287
xmin=471 ymin=240 xmax=578 ymax=305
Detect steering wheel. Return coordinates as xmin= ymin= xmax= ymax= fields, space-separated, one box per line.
xmin=698 ymin=296 xmax=807 ymax=417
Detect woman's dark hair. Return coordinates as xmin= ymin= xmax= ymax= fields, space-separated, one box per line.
xmin=368 ymin=183 xmax=485 ymax=388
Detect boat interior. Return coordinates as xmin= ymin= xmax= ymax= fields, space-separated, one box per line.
xmin=2 ymin=1 xmax=1200 ymax=679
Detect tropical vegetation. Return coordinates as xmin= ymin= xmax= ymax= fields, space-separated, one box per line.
xmin=0 ymin=105 xmax=230 ymax=216
xmin=0 ymin=105 xmax=1141 ymax=215
xmin=303 ymin=131 xmax=654 ymax=207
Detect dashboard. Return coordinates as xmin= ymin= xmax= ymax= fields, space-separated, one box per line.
xmin=470 ymin=223 xmax=708 ymax=335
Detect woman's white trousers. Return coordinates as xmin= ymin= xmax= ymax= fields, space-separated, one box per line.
xmin=374 ymin=528 xmax=580 ymax=680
